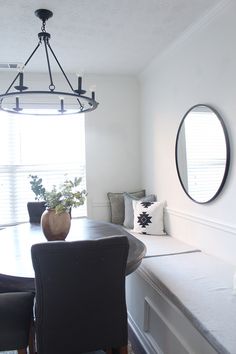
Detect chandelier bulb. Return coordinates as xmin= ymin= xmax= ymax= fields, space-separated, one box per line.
xmin=18 ymin=65 xmax=25 ymax=73
xmin=89 ymin=84 xmax=96 ymax=92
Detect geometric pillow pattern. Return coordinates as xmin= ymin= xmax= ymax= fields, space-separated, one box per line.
xmin=123 ymin=192 xmax=156 ymax=229
xmin=133 ymin=200 xmax=166 ymax=235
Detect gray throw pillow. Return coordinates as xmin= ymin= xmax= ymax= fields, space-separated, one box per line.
xmin=123 ymin=192 xmax=156 ymax=229
xmin=107 ymin=190 xmax=145 ymax=225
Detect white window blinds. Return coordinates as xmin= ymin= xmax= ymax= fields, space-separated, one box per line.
xmin=0 ymin=112 xmax=87 ymax=226
xmin=184 ymin=112 xmax=226 ymax=202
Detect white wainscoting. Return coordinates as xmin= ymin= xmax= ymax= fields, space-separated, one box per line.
xmin=88 ymin=203 xmax=236 ymax=266
xmin=126 ymin=269 xmax=218 ymax=354
xmin=164 ymin=207 xmax=236 ymax=266
xmin=87 ymin=201 xmax=110 ymax=222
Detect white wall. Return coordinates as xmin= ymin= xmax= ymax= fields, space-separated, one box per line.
xmin=139 ymin=0 xmax=236 ymax=265
xmin=0 ymin=72 xmax=141 ymax=222
xmin=84 ymin=74 xmax=141 ymax=221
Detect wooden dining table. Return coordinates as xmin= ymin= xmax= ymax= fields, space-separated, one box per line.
xmin=0 ymin=217 xmax=146 ymax=292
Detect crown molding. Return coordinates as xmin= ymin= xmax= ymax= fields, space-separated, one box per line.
xmin=140 ymin=0 xmax=232 ymax=79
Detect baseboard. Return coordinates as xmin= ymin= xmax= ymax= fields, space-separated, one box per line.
xmin=128 ymin=321 xmax=147 ymax=354
xmin=128 ymin=313 xmax=159 ymax=354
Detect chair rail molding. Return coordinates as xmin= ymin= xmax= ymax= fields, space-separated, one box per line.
xmin=164 ymin=207 xmax=236 ymax=266
xmin=87 ymin=200 xmax=110 ymax=221
xmin=165 ymin=207 xmax=236 ymax=235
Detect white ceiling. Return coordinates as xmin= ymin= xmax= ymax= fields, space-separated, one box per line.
xmin=0 ymin=0 xmax=222 ymax=75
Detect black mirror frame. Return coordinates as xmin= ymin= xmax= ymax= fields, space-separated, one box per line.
xmin=175 ymin=104 xmax=230 ymax=204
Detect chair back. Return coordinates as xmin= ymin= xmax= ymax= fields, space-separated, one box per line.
xmin=31 ymin=235 xmax=129 ymax=354
xmin=0 ymin=291 xmax=34 ymax=352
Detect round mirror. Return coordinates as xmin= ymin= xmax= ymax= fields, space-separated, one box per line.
xmin=175 ymin=104 xmax=230 ymax=203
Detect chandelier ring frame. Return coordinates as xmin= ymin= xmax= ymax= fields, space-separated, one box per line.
xmin=0 ymin=8 xmax=99 ymax=116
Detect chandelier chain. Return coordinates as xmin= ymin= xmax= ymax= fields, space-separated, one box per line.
xmin=41 ymin=20 xmax=46 ymax=33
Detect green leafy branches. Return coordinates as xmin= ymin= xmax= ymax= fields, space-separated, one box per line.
xmin=29 ymin=175 xmax=87 ymax=213
xmin=29 ymin=175 xmax=46 ymax=201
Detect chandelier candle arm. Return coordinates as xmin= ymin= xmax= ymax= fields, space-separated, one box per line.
xmin=58 ymin=97 xmax=66 ymax=113
xmin=5 ymin=43 xmax=41 ymax=95
xmin=16 ymin=97 xmax=19 ymax=110
xmin=74 ymin=75 xmax=86 ymax=96
xmin=0 ymin=8 xmax=99 ymax=115
xmin=60 ymin=98 xmax=64 ymax=111
xmin=14 ymin=72 xmax=28 ymax=92
xmin=19 ymin=73 xmax=23 ymax=87
xmin=78 ymin=77 xmax=82 ymax=92
xmin=13 ymin=97 xmax=22 ymax=112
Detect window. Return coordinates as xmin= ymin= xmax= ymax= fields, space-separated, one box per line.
xmin=0 ymin=111 xmax=86 ymax=226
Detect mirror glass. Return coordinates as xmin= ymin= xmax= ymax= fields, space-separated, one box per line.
xmin=175 ymin=104 xmax=230 ymax=203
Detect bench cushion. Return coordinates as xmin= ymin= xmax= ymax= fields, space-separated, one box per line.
xmin=140 ymin=252 xmax=235 ymax=354
xmin=126 ymin=230 xmax=199 ymax=257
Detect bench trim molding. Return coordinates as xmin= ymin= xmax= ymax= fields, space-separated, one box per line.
xmin=165 ymin=207 xmax=236 ymax=235
xmin=137 ymin=265 xmax=226 ymax=354
xmin=144 ymin=296 xmax=195 ymax=353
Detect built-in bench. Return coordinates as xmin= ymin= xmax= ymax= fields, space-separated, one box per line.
xmin=125 ymin=232 xmax=236 ymax=354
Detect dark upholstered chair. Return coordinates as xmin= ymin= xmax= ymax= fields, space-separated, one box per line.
xmin=31 ymin=236 xmax=129 ymax=354
xmin=0 ymin=291 xmax=34 ymax=354
xmin=0 ymin=274 xmax=35 ymax=293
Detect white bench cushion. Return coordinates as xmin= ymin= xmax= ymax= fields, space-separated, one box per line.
xmin=126 ymin=229 xmax=199 ymax=257
xmin=140 ymin=252 xmax=236 ymax=354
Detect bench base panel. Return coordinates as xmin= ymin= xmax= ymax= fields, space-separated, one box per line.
xmin=126 ymin=270 xmax=217 ymax=354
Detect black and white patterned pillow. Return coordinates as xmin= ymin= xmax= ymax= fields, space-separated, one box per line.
xmin=132 ymin=200 xmax=165 ymax=235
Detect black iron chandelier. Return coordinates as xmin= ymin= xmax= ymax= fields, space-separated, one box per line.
xmin=0 ymin=9 xmax=99 ymax=115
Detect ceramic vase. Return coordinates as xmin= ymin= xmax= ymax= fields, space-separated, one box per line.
xmin=41 ymin=209 xmax=71 ymax=241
